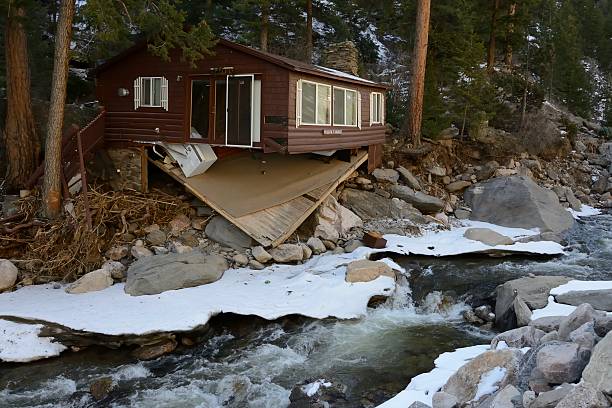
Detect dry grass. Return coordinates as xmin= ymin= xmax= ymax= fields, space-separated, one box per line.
xmin=0 ymin=187 xmax=190 ymax=284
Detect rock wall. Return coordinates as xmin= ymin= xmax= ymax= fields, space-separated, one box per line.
xmin=106 ymin=148 xmax=145 ymax=192
xmin=321 ymin=41 xmax=359 ymax=76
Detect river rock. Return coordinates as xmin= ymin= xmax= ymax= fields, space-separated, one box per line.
xmin=446 ymin=181 xmax=471 ymax=193
xmin=125 ymin=251 xmax=227 ymax=296
xmin=582 ymin=330 xmax=612 ymax=396
xmin=249 ymin=260 xmax=265 ymax=270
xmin=594 ymin=314 xmax=612 ymax=337
xmin=131 ymin=244 xmax=153 ymax=259
xmin=558 ymin=303 xmax=600 ymax=340
xmin=168 ymin=214 xmax=191 ymax=235
xmin=339 ymin=188 xmax=427 ymax=223
xmin=0 ymin=259 xmax=18 ymax=290
xmin=442 ymin=349 xmax=522 ymax=403
xmin=495 ymin=276 xmax=572 ymax=330
xmin=491 ymin=326 xmax=545 ymax=349
xmin=432 ymin=391 xmax=459 ymax=408
xmin=464 ymin=176 xmax=574 ymax=233
xmin=313 ymin=195 xmax=362 ymax=242
xmin=464 ymin=228 xmax=514 ymax=246
xmin=555 ymin=289 xmax=612 ymax=312
xmin=539 ymin=330 xmax=558 ymax=343
xmin=488 ymin=384 xmax=521 ymax=408
xmin=101 ymin=260 xmax=127 ymax=280
xmin=300 ymin=243 xmax=312 ymax=260
xmin=428 ymin=166 xmax=446 ymax=177
xmin=530 ymin=383 xmax=574 ymax=408
xmin=568 ymin=321 xmax=597 ymax=350
xmin=146 ymin=229 xmax=167 ymax=246
xmin=389 ymin=185 xmax=445 ymax=214
xmin=232 ymin=253 xmax=249 ymax=267
xmin=90 ymin=377 xmax=114 ymax=401
xmin=105 ymin=245 xmax=129 ymax=261
xmin=306 ymin=237 xmax=327 ymax=255
xmin=554 ymin=383 xmax=609 ymax=408
xmin=251 ymin=246 xmax=273 ymax=263
xmin=535 ymin=341 xmax=589 ymax=384
xmin=372 ymin=168 xmax=400 ymax=183
xmin=345 ymin=260 xmax=394 ymax=283
xmin=269 ymin=244 xmax=303 ymax=263
xmin=529 ymin=316 xmax=564 ymax=332
xmin=132 ymin=339 xmax=177 ymax=360
xmin=205 ymin=216 xmax=254 ymax=250
xmin=397 ymin=166 xmax=422 ymax=190
xmin=65 ymin=269 xmax=113 ymax=294
xmin=513 ymin=296 xmax=532 ymax=327
xmin=343 ymin=239 xmax=362 ymax=253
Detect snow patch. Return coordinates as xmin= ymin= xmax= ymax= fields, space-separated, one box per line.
xmin=377 ymin=344 xmax=490 ymax=407
xmin=568 ymin=205 xmax=601 ymax=219
xmin=473 ymin=367 xmax=506 ymax=401
xmin=0 ymin=319 xmax=67 ymax=362
xmin=302 ymin=379 xmax=332 ymax=397
xmin=531 ymin=280 xmax=612 ymax=320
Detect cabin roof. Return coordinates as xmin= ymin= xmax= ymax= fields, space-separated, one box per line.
xmin=95 ymin=38 xmax=390 ymax=90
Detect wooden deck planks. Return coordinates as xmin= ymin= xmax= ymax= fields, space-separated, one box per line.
xmin=149 ymin=150 xmax=367 ymax=247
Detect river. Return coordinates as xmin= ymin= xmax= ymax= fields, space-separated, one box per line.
xmin=1 ymin=213 xmax=610 ymax=408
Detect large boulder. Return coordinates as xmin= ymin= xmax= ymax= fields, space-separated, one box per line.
xmin=582 ymin=330 xmax=612 ymax=396
xmin=464 ymin=176 xmax=574 ymax=233
xmin=268 ymin=244 xmax=303 ymax=263
xmin=530 ymin=383 xmax=575 ymax=408
xmin=0 ymin=259 xmax=18 ymax=290
xmin=205 ymin=216 xmax=254 ymax=250
xmin=463 ymin=228 xmax=514 ymax=246
xmin=491 ymin=326 xmax=546 ymax=349
xmin=495 ymin=276 xmax=572 ymax=330
xmin=389 ymin=185 xmax=445 ymax=214
xmin=442 ymin=349 xmax=522 ymax=403
xmin=554 ymin=383 xmax=609 ymax=408
xmin=125 ymin=251 xmax=227 ymax=296
xmin=555 ymin=289 xmax=612 ymax=312
xmin=313 ymin=195 xmax=362 ymax=242
xmin=339 ymin=188 xmax=427 ymax=223
xmin=345 ymin=260 xmax=394 ymax=283
xmin=66 ymin=269 xmax=113 ymax=294
xmin=558 ymin=303 xmax=600 ymax=340
xmin=535 ymin=341 xmax=590 ymax=384
xmin=372 ymin=168 xmax=399 ymax=183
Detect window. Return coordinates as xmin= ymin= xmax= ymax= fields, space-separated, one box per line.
xmin=371 ymin=92 xmax=384 ymax=124
xmin=134 ymin=76 xmax=168 ymax=110
xmin=297 ymin=80 xmax=331 ymax=125
xmin=333 ymin=87 xmax=359 ymax=126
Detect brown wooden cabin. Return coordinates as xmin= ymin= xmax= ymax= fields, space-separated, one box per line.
xmin=95 ymin=39 xmax=389 ymax=166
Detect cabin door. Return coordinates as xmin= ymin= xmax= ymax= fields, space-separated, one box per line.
xmin=225 ymin=75 xmax=254 ymax=147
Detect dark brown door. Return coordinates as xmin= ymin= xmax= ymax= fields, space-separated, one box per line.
xmin=226 ymin=75 xmax=253 ymax=146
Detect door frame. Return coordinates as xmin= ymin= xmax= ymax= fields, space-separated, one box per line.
xmin=225 ymin=74 xmax=255 ymax=148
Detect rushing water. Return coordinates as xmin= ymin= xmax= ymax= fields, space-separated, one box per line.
xmin=1 ymin=213 xmax=610 ymax=408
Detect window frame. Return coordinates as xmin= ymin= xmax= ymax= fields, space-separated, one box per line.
xmin=140 ymin=76 xmax=164 ymax=108
xmin=332 ymin=85 xmax=359 ymax=127
xmin=299 ymin=79 xmax=332 ymax=126
xmin=371 ymin=92 xmax=384 ymax=125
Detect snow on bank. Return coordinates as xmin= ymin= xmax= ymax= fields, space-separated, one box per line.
xmin=377 ymin=344 xmax=490 ymax=407
xmin=0 ymin=319 xmax=67 ymax=362
xmin=568 ymin=205 xmax=601 ymax=219
xmin=531 ymin=280 xmax=612 ymax=320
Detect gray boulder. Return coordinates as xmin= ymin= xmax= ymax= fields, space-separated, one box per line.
xmin=125 ymin=251 xmax=228 ymax=296
xmin=66 ymin=269 xmax=113 ymax=294
xmin=269 ymin=244 xmax=303 ymax=263
xmin=495 ymin=276 xmax=572 ymax=330
xmin=0 ymin=259 xmax=18 ymax=291
xmin=397 ymin=166 xmax=422 ymax=190
xmin=529 ymin=316 xmax=564 ymax=332
xmin=530 ymin=383 xmax=574 ymax=408
xmin=568 ymin=321 xmax=597 ymax=350
xmin=432 ymin=391 xmax=459 ymax=408
xmin=555 ymin=383 xmax=609 ymax=408
xmin=491 ymin=326 xmax=546 ymax=349
xmin=582 ymin=330 xmax=612 ymax=396
xmin=464 ymin=228 xmax=514 ymax=246
xmin=205 ymin=216 xmax=254 ymax=250
xmin=535 ymin=341 xmax=590 ymax=384
xmin=389 ymin=185 xmax=445 ymax=214
xmin=488 ymin=385 xmax=521 ymax=408
xmin=339 ymin=188 xmax=427 ymax=223
xmin=555 ymin=289 xmax=612 ymax=312
xmin=372 ymin=168 xmax=399 ymax=183
xmin=558 ymin=303 xmax=600 ymax=341
xmin=464 ymin=176 xmax=574 ymax=233
xmin=513 ymin=296 xmax=533 ymax=327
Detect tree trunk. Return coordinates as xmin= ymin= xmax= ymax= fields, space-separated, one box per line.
xmin=305 ymin=0 xmax=313 ymax=63
xmin=42 ymin=0 xmax=76 ymax=218
xmin=504 ymin=2 xmax=517 ymax=67
xmin=406 ymin=0 xmax=431 ymax=147
xmin=487 ymin=0 xmax=500 ymax=72
xmin=3 ymin=5 xmax=40 ymax=190
xmin=260 ymin=2 xmax=269 ymax=52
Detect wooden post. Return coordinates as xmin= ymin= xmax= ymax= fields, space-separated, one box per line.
xmin=76 ymin=130 xmax=92 ymax=230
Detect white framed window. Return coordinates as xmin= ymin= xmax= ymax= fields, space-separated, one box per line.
xmin=134 ymin=76 xmax=168 ymax=110
xmin=370 ymin=92 xmax=384 ymax=124
xmin=296 ymin=80 xmax=331 ymax=126
xmin=333 ymin=87 xmax=360 ymax=127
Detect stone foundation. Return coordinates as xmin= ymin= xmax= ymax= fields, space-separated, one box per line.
xmin=106 ymin=147 xmax=146 ymax=192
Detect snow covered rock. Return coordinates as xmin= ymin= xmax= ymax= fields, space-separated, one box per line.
xmin=125 ymin=251 xmax=227 ymax=296
xmin=269 ymin=244 xmax=304 ymax=263
xmin=555 ymin=289 xmax=612 ymax=312
xmin=345 ymin=260 xmax=394 ymax=283
xmin=65 ymin=269 xmax=113 ymax=294
xmin=463 ymin=228 xmax=514 ymax=246
xmin=0 ymin=319 xmax=67 ymax=362
xmin=0 ymin=259 xmax=18 ymax=290
xmin=441 ymin=349 xmax=522 ymax=404
xmin=582 ymin=330 xmax=612 ymax=396
xmin=313 ymin=195 xmax=362 ymax=242
xmin=464 ymin=176 xmax=574 ymax=233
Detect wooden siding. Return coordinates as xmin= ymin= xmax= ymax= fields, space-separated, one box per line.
xmin=97 ymin=43 xmax=290 ymax=146
xmin=286 ymin=72 xmax=386 ymax=154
